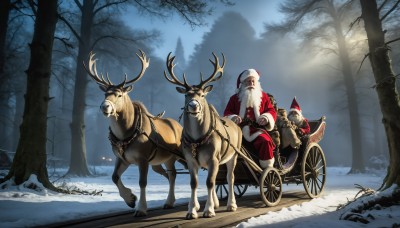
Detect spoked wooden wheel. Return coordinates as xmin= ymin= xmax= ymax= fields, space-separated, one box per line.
xmin=302 ymin=143 xmax=326 ymax=198
xmin=259 ymin=168 xmax=282 ymax=206
xmin=216 ymin=184 xmax=248 ymax=200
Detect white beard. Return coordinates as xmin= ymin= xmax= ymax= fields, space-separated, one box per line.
xmin=238 ymin=84 xmax=262 ymax=110
xmin=288 ymin=112 xmax=303 ymax=126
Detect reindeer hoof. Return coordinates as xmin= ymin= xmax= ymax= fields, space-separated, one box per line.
xmin=186 ymin=213 xmax=198 ymax=220
xmin=194 ymin=202 xmax=200 ymax=211
xmin=134 ymin=210 xmax=147 ymax=217
xmin=163 ymin=204 xmax=174 ymax=209
xmin=125 ymin=194 xmax=137 ymax=208
xmin=203 ymin=211 xmax=216 ymax=218
xmin=227 ymin=205 xmax=237 ymax=212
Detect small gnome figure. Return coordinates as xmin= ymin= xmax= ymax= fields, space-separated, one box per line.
xmin=279 ymin=97 xmax=311 ymax=170
xmin=287 ymin=97 xmax=310 ymax=137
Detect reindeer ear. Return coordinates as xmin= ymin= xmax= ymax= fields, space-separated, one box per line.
xmin=124 ymin=85 xmax=133 ymax=93
xmin=176 ymin=87 xmax=186 ymax=94
xmin=204 ymin=85 xmax=213 ymax=94
xmin=99 ymin=85 xmax=108 ymax=92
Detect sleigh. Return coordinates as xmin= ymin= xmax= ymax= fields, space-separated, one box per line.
xmin=215 ymin=116 xmax=327 ymax=206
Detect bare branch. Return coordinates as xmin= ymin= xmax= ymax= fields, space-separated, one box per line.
xmin=380 ymin=0 xmax=400 ymax=21
xmin=93 ymin=0 xmax=128 ymax=17
xmin=378 ymin=0 xmax=390 ymax=12
xmin=347 ymin=16 xmax=362 ymax=34
xmin=357 ymin=53 xmax=370 ymax=74
xmin=74 ymin=0 xmax=82 ymax=11
xmin=58 ymin=14 xmax=84 ymax=45
xmin=386 ymin=37 xmax=400 ymax=46
xmin=27 ymin=0 xmax=37 ymax=16
xmin=54 ymin=37 xmax=74 ymax=49
xmin=371 ymin=75 xmax=398 ymax=89
xmin=133 ymin=0 xmax=166 ymax=18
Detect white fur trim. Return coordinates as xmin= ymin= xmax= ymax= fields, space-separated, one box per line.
xmin=242 ymin=126 xmax=262 ymax=142
xmin=290 ymin=108 xmax=302 ymax=115
xmin=240 ymin=69 xmax=260 ymax=82
xmin=260 ymin=113 xmax=275 ymax=131
xmin=226 ymin=114 xmax=238 ymax=120
xmin=259 ymin=157 xmax=275 ymax=169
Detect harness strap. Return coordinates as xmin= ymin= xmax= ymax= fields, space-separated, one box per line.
xmin=108 ymin=106 xmax=142 ymax=161
xmin=109 ymin=105 xmax=185 ymax=162
xmin=144 ymin=115 xmax=185 ymax=160
xmin=182 ymin=104 xmax=231 ymax=160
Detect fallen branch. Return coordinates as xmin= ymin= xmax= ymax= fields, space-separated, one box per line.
xmin=339 ymin=185 xmax=400 ymax=225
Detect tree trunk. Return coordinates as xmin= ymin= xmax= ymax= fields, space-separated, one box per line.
xmin=0 ymin=0 xmax=10 ymax=77
xmin=337 ymin=36 xmax=364 ymax=173
xmin=360 ymin=0 xmax=400 ymax=188
xmin=0 ymin=0 xmax=11 ymax=150
xmin=67 ymin=0 xmax=94 ymax=176
xmin=1 ymin=0 xmax=58 ymax=190
xmin=11 ymin=91 xmax=24 ymax=151
xmin=329 ymin=2 xmax=364 ymax=173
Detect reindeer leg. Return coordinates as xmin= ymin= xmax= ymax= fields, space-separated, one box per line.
xmin=212 ymin=185 xmax=219 ymax=209
xmin=134 ymin=160 xmax=149 ymax=217
xmin=112 ymin=158 xmax=137 ymax=208
xmin=226 ymin=154 xmax=238 ymax=212
xmin=152 ymin=165 xmax=168 ymax=179
xmin=186 ymin=160 xmax=200 ymax=220
xmin=163 ymin=158 xmax=176 ymax=209
xmin=203 ymin=158 xmax=219 ymax=218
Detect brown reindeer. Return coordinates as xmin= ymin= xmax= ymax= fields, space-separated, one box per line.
xmin=83 ymin=50 xmax=184 ymax=217
xmin=164 ymin=53 xmax=242 ymax=219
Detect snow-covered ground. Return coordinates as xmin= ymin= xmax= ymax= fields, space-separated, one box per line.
xmin=0 ymin=166 xmax=399 ymax=228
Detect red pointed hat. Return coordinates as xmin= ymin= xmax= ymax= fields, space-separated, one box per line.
xmin=290 ymin=97 xmax=302 ymax=114
xmin=236 ymin=69 xmax=260 ymax=89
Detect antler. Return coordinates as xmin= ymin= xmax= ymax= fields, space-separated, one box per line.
xmin=117 ymin=49 xmax=150 ymax=87
xmin=163 ymin=52 xmax=191 ymax=89
xmin=83 ymin=52 xmax=114 ymax=87
xmin=198 ymin=52 xmax=225 ymax=88
xmin=83 ymin=50 xmax=149 ymax=88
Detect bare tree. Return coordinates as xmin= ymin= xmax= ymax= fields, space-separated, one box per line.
xmin=0 ymin=0 xmax=26 ymax=151
xmin=267 ymin=0 xmax=365 ymax=173
xmin=0 ymin=0 xmax=11 ymax=78
xmin=1 ymin=0 xmax=59 ymax=189
xmin=359 ymin=0 xmax=400 ymax=189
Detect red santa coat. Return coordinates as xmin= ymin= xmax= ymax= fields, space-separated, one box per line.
xmin=224 ymin=92 xmax=277 ymax=160
xmin=296 ymin=118 xmax=311 ymax=136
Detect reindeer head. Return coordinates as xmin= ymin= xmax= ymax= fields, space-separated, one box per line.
xmin=83 ymin=50 xmax=150 ymax=117
xmin=164 ymin=52 xmax=225 ymax=118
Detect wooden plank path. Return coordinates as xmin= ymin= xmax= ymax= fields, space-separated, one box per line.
xmin=45 ymin=191 xmax=310 ymax=228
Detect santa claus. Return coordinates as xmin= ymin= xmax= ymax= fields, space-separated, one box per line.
xmin=224 ymin=69 xmax=277 ymax=169
xmin=287 ymin=97 xmax=310 ymax=136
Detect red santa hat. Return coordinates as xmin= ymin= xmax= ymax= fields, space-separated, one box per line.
xmin=290 ymin=97 xmax=302 ymax=115
xmin=236 ymin=69 xmax=260 ymax=89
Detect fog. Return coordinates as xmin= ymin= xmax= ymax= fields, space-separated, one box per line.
xmin=1 ymin=1 xmax=397 ymax=170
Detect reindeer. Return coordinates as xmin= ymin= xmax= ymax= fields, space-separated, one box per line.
xmin=83 ymin=50 xmax=184 ymax=217
xmin=164 ymin=52 xmax=242 ymax=219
